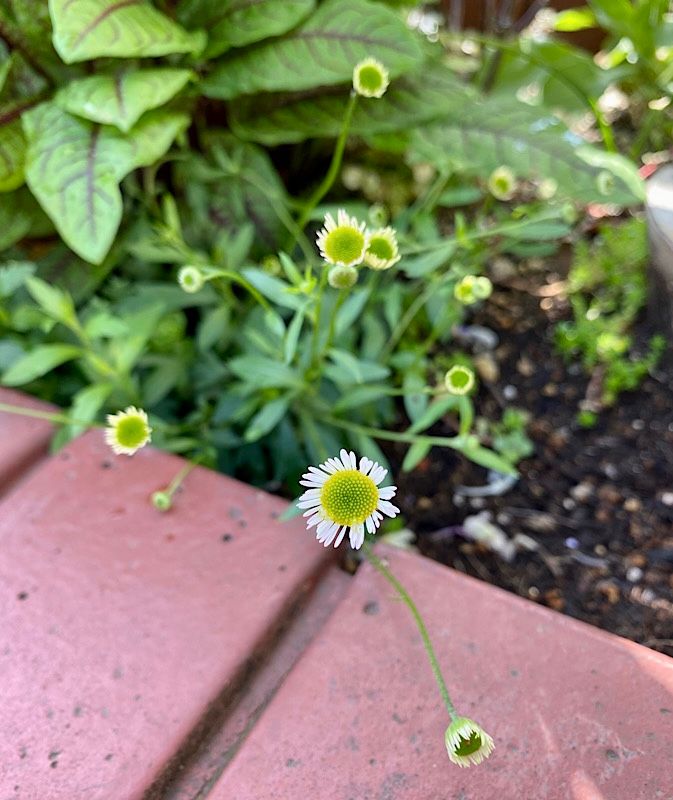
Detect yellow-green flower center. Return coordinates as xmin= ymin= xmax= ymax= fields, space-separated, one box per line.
xmin=447 ymin=367 xmax=472 ymax=392
xmin=320 ymin=469 xmax=379 ymax=526
xmin=324 ymin=227 xmax=366 ymax=265
xmin=357 ymin=65 xmax=384 ymax=94
xmin=367 ymin=235 xmax=395 ymax=261
xmin=454 ymin=731 xmax=483 ymax=757
xmin=115 ymin=416 xmax=149 ymax=449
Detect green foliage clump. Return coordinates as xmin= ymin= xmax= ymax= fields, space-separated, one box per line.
xmin=556 ymin=219 xmax=665 ymax=407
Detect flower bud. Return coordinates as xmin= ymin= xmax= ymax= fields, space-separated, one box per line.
xmin=178 ymin=265 xmax=205 ymax=293
xmin=445 ymin=717 xmax=495 ymax=768
xmin=328 ymin=264 xmax=358 ymax=289
xmin=444 ymin=365 xmax=475 ymax=396
xmin=487 ymin=166 xmax=517 ymax=201
xmin=152 ymin=491 xmax=172 ymax=512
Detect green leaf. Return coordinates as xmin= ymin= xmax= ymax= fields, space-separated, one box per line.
xmin=326 ymin=348 xmax=390 ymax=384
xmin=407 ymin=394 xmax=458 ymax=435
xmin=284 ymin=303 xmax=307 ymax=364
xmin=25 ymin=275 xmax=79 ymax=331
xmin=0 ymin=117 xmax=26 ymax=191
xmin=0 ymin=260 xmax=36 ymax=296
xmin=178 ymin=0 xmax=315 ymax=58
xmin=110 ymin=303 xmax=164 ymax=372
xmin=413 ymin=98 xmax=642 ymax=205
xmin=461 ymin=442 xmax=517 ymax=476
xmin=240 ymin=269 xmax=302 ymax=310
xmin=56 ymin=68 xmax=193 ymax=133
xmin=176 ymin=134 xmax=288 ymax=257
xmin=2 ymin=343 xmax=81 ymax=385
xmin=203 ymin=0 xmax=423 ymax=100
xmin=553 ymin=7 xmax=597 ymax=31
xmin=49 ymin=0 xmax=205 ymax=63
xmin=402 ymin=439 xmax=430 ymax=472
xmin=229 ymin=355 xmax=302 ymax=388
xmin=231 ymin=65 xmax=468 ymax=145
xmin=0 ymin=189 xmax=33 ymax=248
xmin=244 ymin=395 xmax=291 ymax=442
xmin=333 ymin=383 xmax=391 ymax=412
xmin=23 ymin=102 xmax=188 ymax=263
xmin=67 ymin=381 xmax=112 ymax=436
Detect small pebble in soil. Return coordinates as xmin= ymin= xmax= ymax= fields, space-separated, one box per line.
xmin=565 ymin=537 xmax=580 ymax=549
xmin=626 ymin=567 xmax=644 ymax=583
xmin=571 ymin=482 xmax=594 ymax=503
xmin=503 ymin=384 xmax=518 ymax=400
xmin=660 ymin=492 xmax=673 ymax=507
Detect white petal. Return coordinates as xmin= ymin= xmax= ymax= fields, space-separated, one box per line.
xmin=349 ymin=523 xmax=365 ymax=550
xmin=359 ymin=456 xmax=373 ymax=475
xmin=297 ymin=498 xmax=321 ymax=509
xmin=371 ymin=465 xmax=387 ymax=485
xmin=365 ymin=515 xmax=377 ymax=534
xmin=299 ymin=488 xmax=321 ymax=499
xmin=322 ymin=523 xmax=339 ymax=547
xmin=334 ymin=527 xmax=347 ymax=547
xmin=378 ymin=500 xmax=400 ymax=518
xmin=299 ymin=479 xmax=323 ymax=488
xmin=306 ymin=511 xmax=324 ymax=528
xmin=378 ymin=486 xmax=397 ymax=500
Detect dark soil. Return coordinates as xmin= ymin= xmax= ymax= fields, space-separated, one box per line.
xmin=391 ymin=258 xmax=673 ymax=657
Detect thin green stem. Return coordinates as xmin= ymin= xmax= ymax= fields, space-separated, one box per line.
xmin=401 ymin=209 xmax=564 ymax=256
xmin=362 ymin=542 xmax=458 ymax=720
xmin=321 ymin=414 xmax=464 ymax=452
xmin=309 ymin=266 xmax=328 ymax=369
xmin=296 ymin=92 xmax=359 ymax=233
xmin=382 ymin=280 xmax=439 ymax=359
xmin=0 ymin=402 xmax=103 ymax=429
xmin=164 ymin=459 xmax=200 ymax=499
xmin=320 ymin=288 xmax=347 ymax=362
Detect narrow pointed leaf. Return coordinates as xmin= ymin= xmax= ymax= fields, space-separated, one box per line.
xmin=48 ymin=0 xmax=205 ymax=63
xmin=56 ymin=68 xmax=193 ymax=132
xmin=203 ymin=0 xmax=423 ymax=100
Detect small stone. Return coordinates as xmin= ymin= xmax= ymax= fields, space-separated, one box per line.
xmin=490 ymin=256 xmax=516 ymax=281
xmin=416 ymin=497 xmax=432 ymax=511
xmin=516 ymin=356 xmax=535 ymax=377
xmin=594 ymin=544 xmax=608 ymax=556
xmin=542 ymin=383 xmax=558 ymax=397
xmin=562 ymin=498 xmax=576 ymax=511
xmin=571 ymin=482 xmax=594 ymax=503
xmin=624 ymin=497 xmax=641 ymax=513
xmin=626 ymin=567 xmax=643 ymax=583
xmin=523 ymin=512 xmax=556 ymax=533
xmin=660 ymin=492 xmax=673 ymax=507
xmin=503 ymin=384 xmax=518 ymax=400
xmin=474 ymin=352 xmax=499 ymax=383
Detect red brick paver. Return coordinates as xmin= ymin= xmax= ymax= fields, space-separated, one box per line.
xmin=0 ymin=430 xmax=333 ymax=800
xmin=0 ymin=388 xmax=54 ymax=492
xmin=212 ymin=545 xmax=673 ymax=800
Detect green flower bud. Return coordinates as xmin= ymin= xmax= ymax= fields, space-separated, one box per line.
xmin=328 ymin=264 xmax=358 ymax=289
xmin=152 ymin=491 xmax=172 ymax=512
xmin=178 ymin=265 xmax=205 ymax=293
xmin=445 ymin=717 xmax=495 ymax=768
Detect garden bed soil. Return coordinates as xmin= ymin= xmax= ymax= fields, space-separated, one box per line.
xmin=390 ymin=257 xmax=673 ymax=657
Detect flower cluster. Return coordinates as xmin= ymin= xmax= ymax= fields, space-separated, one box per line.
xmin=316 ymin=210 xmax=400 ymax=287
xmin=454 ymin=275 xmax=492 ymax=306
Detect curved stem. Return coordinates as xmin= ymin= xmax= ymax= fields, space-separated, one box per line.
xmin=309 ymin=266 xmax=328 ymax=369
xmin=296 ymin=92 xmax=359 ymax=233
xmin=362 ymin=543 xmax=458 ymax=720
xmin=0 ymin=402 xmax=104 ymax=429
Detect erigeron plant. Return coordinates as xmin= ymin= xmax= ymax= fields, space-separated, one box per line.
xmin=297 ymin=448 xmax=495 ymax=766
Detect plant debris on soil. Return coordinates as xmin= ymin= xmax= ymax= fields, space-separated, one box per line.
xmin=390 ymin=257 xmax=673 ymax=657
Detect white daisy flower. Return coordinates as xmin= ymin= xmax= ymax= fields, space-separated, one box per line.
xmin=445 ymin=717 xmax=495 ymax=768
xmin=105 ymin=406 xmax=152 ymax=456
xmin=364 ymin=226 xmax=401 ymax=270
xmin=353 ymin=57 xmax=390 ymax=99
xmin=316 ymin=209 xmax=369 ymax=267
xmin=297 ymin=449 xmax=400 ymax=550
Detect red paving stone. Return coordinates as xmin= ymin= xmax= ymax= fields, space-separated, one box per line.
xmin=212 ymin=545 xmax=673 ymax=800
xmin=0 ymin=388 xmax=54 ymax=492
xmin=0 ymin=430 xmax=334 ymax=800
